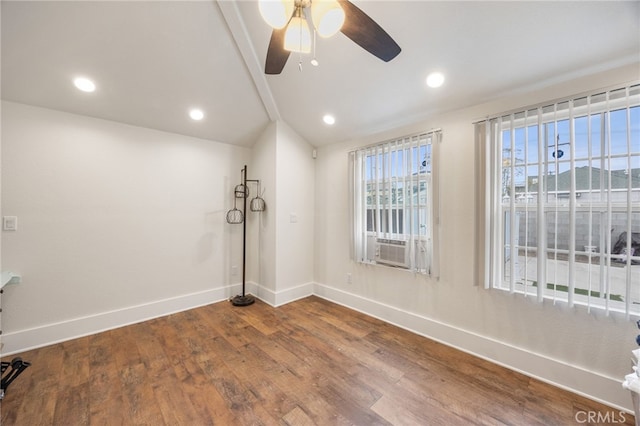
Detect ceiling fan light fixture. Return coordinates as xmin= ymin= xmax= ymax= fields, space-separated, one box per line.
xmin=311 ymin=0 xmax=345 ymax=38
xmin=259 ymin=0 xmax=294 ymax=29
xmin=284 ymin=12 xmax=311 ymax=53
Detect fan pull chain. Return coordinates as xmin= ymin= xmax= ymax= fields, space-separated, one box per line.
xmin=311 ymin=29 xmax=318 ymax=66
xmin=298 ymin=17 xmax=304 ymax=72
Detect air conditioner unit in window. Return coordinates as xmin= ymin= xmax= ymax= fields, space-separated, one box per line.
xmin=375 ymin=238 xmax=410 ymax=269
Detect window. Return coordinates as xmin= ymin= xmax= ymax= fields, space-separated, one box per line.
xmin=477 ymin=83 xmax=640 ymax=316
xmin=349 ymin=130 xmax=441 ymax=275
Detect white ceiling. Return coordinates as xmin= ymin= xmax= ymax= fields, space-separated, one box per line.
xmin=2 ymin=1 xmax=639 ymax=148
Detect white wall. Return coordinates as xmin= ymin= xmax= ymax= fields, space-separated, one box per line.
xmin=273 ymin=121 xmax=315 ymax=304
xmin=313 ymin=64 xmax=640 ymax=411
xmin=248 ymin=120 xmax=315 ymax=305
xmin=249 ymin=121 xmax=277 ymax=295
xmin=1 ymin=101 xmax=250 ymax=353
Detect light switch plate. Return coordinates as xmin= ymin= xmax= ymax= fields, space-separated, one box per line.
xmin=3 ymin=216 xmax=17 ymax=231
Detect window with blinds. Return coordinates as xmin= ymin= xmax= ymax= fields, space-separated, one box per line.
xmin=477 ymin=83 xmax=640 ymax=316
xmin=349 ymin=130 xmax=441 ymax=275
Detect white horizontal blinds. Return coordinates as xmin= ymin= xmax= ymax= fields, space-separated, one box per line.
xmin=482 ymin=82 xmax=640 ymax=316
xmin=349 ymin=130 xmax=440 ymax=274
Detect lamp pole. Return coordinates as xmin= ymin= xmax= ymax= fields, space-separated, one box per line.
xmin=231 ymin=165 xmax=256 ymax=306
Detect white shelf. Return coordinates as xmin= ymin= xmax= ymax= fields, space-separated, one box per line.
xmin=1 ymin=271 xmax=21 ymax=289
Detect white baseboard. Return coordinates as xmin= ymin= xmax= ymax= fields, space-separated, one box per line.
xmin=313 ymin=282 xmax=633 ymax=414
xmin=1 ymin=280 xmax=314 ymax=357
xmin=248 ymin=281 xmax=314 ymax=307
xmin=1 ymin=285 xmax=235 ymax=356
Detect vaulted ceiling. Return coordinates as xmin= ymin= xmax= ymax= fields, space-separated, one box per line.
xmin=2 ymin=1 xmax=639 ymax=148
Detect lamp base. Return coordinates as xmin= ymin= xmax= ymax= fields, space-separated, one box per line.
xmin=231 ymin=294 xmax=255 ymax=307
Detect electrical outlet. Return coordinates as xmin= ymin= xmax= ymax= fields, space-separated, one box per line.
xmin=346 ymin=273 xmax=352 ymax=284
xmin=3 ymin=216 xmax=17 ymax=231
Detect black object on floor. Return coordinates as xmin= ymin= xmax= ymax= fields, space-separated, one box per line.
xmin=1 ymin=357 xmax=31 ymax=400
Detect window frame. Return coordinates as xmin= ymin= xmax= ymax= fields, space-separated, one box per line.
xmin=350 ymin=130 xmax=441 ymax=276
xmin=477 ymin=83 xmax=640 ymax=317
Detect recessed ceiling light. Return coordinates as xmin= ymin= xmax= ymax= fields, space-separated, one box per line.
xmin=189 ymin=109 xmax=204 ymax=121
xmin=426 ymin=72 xmax=445 ymax=88
xmin=73 ymin=77 xmax=96 ymax=93
xmin=323 ymin=114 xmax=335 ymax=125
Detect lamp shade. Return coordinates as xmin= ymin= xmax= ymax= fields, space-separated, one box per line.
xmin=259 ymin=0 xmax=294 ymax=29
xmin=284 ymin=15 xmax=311 ymax=53
xmin=311 ymin=0 xmax=345 ymax=38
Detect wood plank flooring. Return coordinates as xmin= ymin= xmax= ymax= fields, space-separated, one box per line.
xmin=0 ymin=296 xmax=633 ymax=425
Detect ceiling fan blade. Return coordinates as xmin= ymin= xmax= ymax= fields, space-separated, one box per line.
xmin=338 ymin=0 xmax=401 ymax=62
xmin=265 ymin=28 xmax=290 ymax=75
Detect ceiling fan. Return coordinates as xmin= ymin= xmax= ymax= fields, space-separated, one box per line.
xmin=259 ymin=0 xmax=401 ymax=74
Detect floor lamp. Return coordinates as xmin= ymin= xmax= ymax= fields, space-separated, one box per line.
xmin=225 ymin=165 xmax=265 ymax=306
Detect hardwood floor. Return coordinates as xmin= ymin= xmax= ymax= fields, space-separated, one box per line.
xmin=0 ymin=296 xmax=633 ymax=425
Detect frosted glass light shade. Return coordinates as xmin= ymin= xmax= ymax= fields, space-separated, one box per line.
xmin=284 ymin=16 xmax=311 ymax=53
xmin=259 ymin=0 xmax=294 ymax=29
xmin=311 ymin=0 xmax=344 ymax=37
